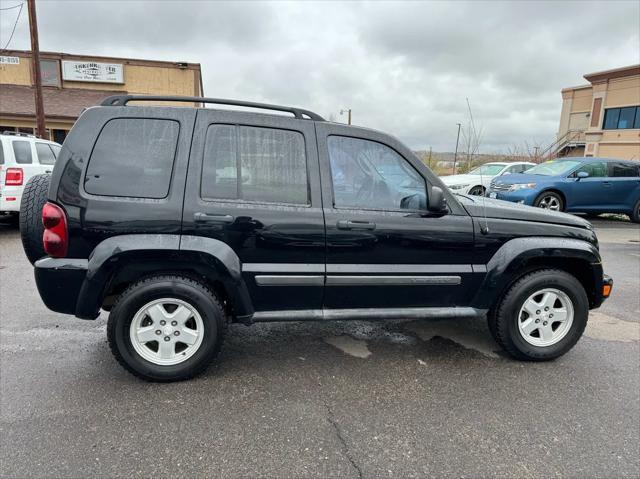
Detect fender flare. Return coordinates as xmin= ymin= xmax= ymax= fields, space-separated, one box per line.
xmin=471 ymin=237 xmax=603 ymax=310
xmin=75 ymin=234 xmax=253 ymax=319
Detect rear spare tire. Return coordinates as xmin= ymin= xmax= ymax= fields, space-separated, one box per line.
xmin=19 ymin=173 xmax=51 ymax=265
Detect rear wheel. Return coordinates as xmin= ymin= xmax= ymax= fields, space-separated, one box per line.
xmin=19 ymin=174 xmax=51 ymax=264
xmin=534 ymin=191 xmax=564 ymax=212
xmin=468 ymin=185 xmax=485 ymax=196
xmin=107 ymin=275 xmax=229 ymax=381
xmin=488 ymin=269 xmax=588 ymax=361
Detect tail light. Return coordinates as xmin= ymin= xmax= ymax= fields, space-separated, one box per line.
xmin=42 ymin=202 xmax=68 ymax=257
xmin=5 ymin=168 xmax=23 ymax=186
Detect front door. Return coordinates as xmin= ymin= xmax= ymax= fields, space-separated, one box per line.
xmin=566 ymin=161 xmax=609 ymax=210
xmin=182 ymin=110 xmax=325 ymax=312
xmin=316 ymin=123 xmax=476 ymax=310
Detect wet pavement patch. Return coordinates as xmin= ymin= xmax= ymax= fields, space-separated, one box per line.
xmin=586 ymin=312 xmax=640 ymax=342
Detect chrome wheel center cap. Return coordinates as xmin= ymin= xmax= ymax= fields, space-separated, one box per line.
xmin=162 ymin=325 xmax=173 ymax=336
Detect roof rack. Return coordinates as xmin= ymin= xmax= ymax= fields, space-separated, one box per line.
xmin=100 ymin=95 xmax=325 ymax=121
xmin=1 ymin=131 xmax=36 ymax=138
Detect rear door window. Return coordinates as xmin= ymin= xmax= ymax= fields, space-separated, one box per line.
xmin=0 ymin=142 xmax=4 ymax=165
xmin=201 ymin=125 xmax=309 ymax=205
xmin=609 ymin=162 xmax=639 ymax=177
xmin=12 ymin=140 xmax=33 ymax=164
xmin=35 ymin=143 xmax=56 ymax=165
xmin=85 ymin=118 xmax=180 ymax=198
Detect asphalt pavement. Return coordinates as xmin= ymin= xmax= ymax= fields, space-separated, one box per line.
xmin=1 ymin=217 xmax=638 ymax=478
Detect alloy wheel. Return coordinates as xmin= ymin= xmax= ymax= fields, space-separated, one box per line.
xmin=517 ymin=288 xmax=574 ymax=347
xmin=129 ymin=298 xmax=204 ymax=366
xmin=537 ymin=195 xmax=561 ymax=211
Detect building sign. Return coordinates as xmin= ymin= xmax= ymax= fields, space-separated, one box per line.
xmin=62 ymin=60 xmax=123 ymax=83
xmin=0 ymin=56 xmax=20 ymax=65
xmin=40 ymin=59 xmax=61 ymax=87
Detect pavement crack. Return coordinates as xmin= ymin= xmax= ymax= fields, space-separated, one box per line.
xmin=324 ymin=401 xmax=363 ymax=479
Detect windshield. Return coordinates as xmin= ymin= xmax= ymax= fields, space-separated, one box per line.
xmin=468 ymin=164 xmax=505 ymax=176
xmin=525 ymin=160 xmax=581 ymax=176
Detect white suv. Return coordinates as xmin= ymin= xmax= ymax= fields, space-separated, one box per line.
xmin=440 ymin=161 xmax=535 ymax=196
xmin=0 ymin=132 xmax=62 ymax=218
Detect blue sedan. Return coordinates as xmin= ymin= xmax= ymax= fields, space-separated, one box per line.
xmin=486 ymin=157 xmax=640 ymax=222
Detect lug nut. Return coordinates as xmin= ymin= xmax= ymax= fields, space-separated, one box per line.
xmin=160 ymin=320 xmax=166 ymax=326
xmin=174 ymin=331 xmax=180 ymax=336
xmin=543 ymin=321 xmax=548 ymax=326
xmin=544 ymin=307 xmax=549 ymax=311
xmin=155 ymin=330 xmax=161 ymax=335
xmin=549 ymin=314 xmax=554 ymax=318
xmin=536 ymin=310 xmax=541 ymax=314
xmin=535 ymin=319 xmax=540 ymax=323
xmin=171 ymin=321 xmax=177 ymax=326
xmin=164 ymin=336 xmax=170 ymax=341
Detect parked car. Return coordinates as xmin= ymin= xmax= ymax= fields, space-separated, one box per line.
xmin=441 ymin=161 xmax=534 ymax=196
xmin=0 ymin=132 xmax=61 ymax=220
xmin=22 ymin=95 xmax=612 ymax=381
xmin=486 ymin=157 xmax=640 ymax=222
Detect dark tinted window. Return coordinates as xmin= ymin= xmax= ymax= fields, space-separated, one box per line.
xmin=328 ymin=136 xmax=426 ymax=211
xmin=35 ymin=143 xmax=56 ymax=165
xmin=0 ymin=142 xmax=4 ymax=165
xmin=609 ymin=162 xmax=639 ymax=178
xmin=575 ymin=161 xmax=608 ymax=178
xmin=12 ymin=141 xmax=32 ymax=164
xmin=603 ymin=106 xmax=639 ymax=130
xmin=201 ymin=125 xmax=308 ymax=205
xmin=85 ymin=119 xmax=179 ymax=198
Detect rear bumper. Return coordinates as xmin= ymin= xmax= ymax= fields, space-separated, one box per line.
xmin=34 ymin=257 xmax=98 ymax=319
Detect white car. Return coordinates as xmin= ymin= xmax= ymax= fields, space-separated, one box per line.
xmin=441 ymin=161 xmax=535 ymax=196
xmin=0 ymin=132 xmax=62 ymax=218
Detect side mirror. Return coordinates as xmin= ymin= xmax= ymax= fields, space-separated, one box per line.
xmin=577 ymin=171 xmax=589 ymax=180
xmin=428 ymin=186 xmax=448 ymax=213
xmin=502 ymin=171 xmax=511 ymax=175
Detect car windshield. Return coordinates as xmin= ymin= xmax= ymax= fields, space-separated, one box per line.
xmin=468 ymin=164 xmax=505 ymax=176
xmin=526 ymin=160 xmax=581 ymax=176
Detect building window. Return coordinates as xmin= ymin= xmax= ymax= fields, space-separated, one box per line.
xmin=602 ymin=106 xmax=640 ymax=130
xmin=85 ymin=118 xmax=180 ymax=198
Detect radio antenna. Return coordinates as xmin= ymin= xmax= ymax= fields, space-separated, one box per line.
xmin=466 ymin=97 xmax=489 ymax=235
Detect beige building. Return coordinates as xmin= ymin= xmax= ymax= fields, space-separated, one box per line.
xmin=0 ymin=49 xmax=203 ymax=143
xmin=557 ymin=64 xmax=640 ymax=160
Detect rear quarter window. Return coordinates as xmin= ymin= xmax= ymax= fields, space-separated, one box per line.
xmin=84 ymin=118 xmax=179 ymax=198
xmin=0 ymin=141 xmax=4 ymax=165
xmin=35 ymin=143 xmax=56 ymax=165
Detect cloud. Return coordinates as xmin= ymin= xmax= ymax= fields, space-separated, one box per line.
xmin=1 ymin=0 xmax=638 ymax=152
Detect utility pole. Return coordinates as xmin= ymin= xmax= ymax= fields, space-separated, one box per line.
xmin=27 ymin=0 xmax=46 ymax=139
xmin=452 ymin=123 xmax=461 ymax=175
xmin=340 ymin=108 xmax=352 ymax=125
xmin=533 ymin=146 xmax=540 ymax=163
xmin=427 ymin=146 xmax=432 ymax=168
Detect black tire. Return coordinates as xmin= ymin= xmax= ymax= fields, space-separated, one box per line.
xmin=468 ymin=185 xmax=485 ymax=196
xmin=630 ymin=200 xmax=640 ymax=224
xmin=533 ymin=191 xmax=564 ymax=212
xmin=584 ymin=212 xmax=601 ymax=219
xmin=488 ymin=269 xmax=589 ymax=361
xmin=19 ymin=174 xmax=51 ymax=265
xmin=107 ymin=275 xmax=229 ymax=382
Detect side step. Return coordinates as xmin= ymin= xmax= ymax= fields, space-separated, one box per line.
xmin=251 ymin=307 xmax=486 ymax=323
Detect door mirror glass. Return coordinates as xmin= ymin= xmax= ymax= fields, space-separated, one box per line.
xmin=427 ymin=186 xmax=447 ymax=213
xmin=577 ymin=171 xmax=589 ymax=179
xmin=400 ymin=192 xmax=427 ymax=210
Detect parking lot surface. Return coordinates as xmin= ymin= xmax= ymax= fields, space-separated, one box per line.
xmin=1 ymin=218 xmax=638 ymax=478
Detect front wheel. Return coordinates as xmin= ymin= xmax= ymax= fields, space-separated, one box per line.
xmin=488 ymin=269 xmax=589 ymax=361
xmin=468 ymin=185 xmax=486 ymax=196
xmin=534 ymin=191 xmax=564 ymax=212
xmin=630 ymin=200 xmax=640 ymax=224
xmin=107 ymin=275 xmax=228 ymax=381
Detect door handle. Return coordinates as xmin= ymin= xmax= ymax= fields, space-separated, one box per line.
xmin=194 ymin=212 xmax=234 ymax=223
xmin=602 ymin=182 xmax=612 ymax=187
xmin=337 ymin=220 xmax=376 ymax=230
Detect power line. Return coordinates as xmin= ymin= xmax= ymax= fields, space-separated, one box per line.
xmin=0 ymin=2 xmax=24 ymax=10
xmin=1 ymin=2 xmax=24 ymax=50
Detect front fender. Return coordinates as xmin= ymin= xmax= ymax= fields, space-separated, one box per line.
xmin=76 ymin=234 xmax=253 ymax=319
xmin=471 ymin=237 xmax=603 ymax=310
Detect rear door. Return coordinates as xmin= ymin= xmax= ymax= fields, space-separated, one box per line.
xmin=317 ymin=123 xmax=476 ymax=310
xmin=9 ymin=139 xmax=41 ymax=186
xmin=607 ymin=162 xmax=640 ymax=210
xmin=34 ymin=142 xmax=57 ymax=175
xmin=182 ymin=111 xmax=325 ymax=312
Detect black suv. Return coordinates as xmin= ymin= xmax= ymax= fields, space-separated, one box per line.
xmin=24 ymin=95 xmax=612 ymax=381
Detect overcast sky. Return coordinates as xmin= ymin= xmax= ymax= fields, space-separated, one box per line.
xmin=1 ymin=0 xmax=639 ymax=152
